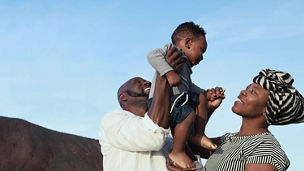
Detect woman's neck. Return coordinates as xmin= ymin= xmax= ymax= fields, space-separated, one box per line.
xmin=238 ymin=117 xmax=269 ymax=136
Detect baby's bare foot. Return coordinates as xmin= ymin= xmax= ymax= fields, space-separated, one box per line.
xmin=169 ymin=151 xmax=195 ymax=170
xmin=201 ymin=135 xmax=217 ymax=150
xmin=190 ymin=134 xmax=217 ymax=150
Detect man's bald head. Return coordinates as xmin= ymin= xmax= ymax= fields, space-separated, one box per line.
xmin=117 ymin=77 xmax=151 ymax=109
xmin=117 ymin=82 xmax=128 ymax=107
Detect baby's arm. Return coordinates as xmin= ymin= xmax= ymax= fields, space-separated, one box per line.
xmin=191 ymin=84 xmax=225 ymax=118
xmin=147 ymin=44 xmax=182 ymax=86
xmin=165 ymin=71 xmax=181 ymax=86
xmin=205 ymin=87 xmax=226 ymax=116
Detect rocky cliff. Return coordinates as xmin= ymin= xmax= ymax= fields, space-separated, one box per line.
xmin=0 ymin=116 xmax=103 ymax=171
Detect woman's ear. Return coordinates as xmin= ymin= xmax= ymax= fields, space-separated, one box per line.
xmin=261 ymin=106 xmax=267 ymax=116
xmin=261 ymin=106 xmax=270 ymax=126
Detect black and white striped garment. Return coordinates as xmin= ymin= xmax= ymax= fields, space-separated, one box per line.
xmin=205 ymin=132 xmax=290 ymax=171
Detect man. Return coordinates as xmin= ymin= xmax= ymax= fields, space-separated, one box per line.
xmin=99 ymin=48 xmax=225 ymax=171
xmin=99 ymin=73 xmax=172 ymax=171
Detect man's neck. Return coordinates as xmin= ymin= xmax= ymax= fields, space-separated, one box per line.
xmin=125 ymin=106 xmax=147 ymax=117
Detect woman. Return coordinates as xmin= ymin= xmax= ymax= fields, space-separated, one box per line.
xmin=168 ymin=69 xmax=304 ymax=171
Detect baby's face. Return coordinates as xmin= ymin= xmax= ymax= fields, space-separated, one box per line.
xmin=184 ymin=35 xmax=207 ymax=66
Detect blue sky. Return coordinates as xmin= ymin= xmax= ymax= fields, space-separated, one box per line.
xmin=1 ymin=0 xmax=303 ymax=170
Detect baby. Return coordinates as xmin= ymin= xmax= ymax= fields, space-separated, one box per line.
xmin=147 ymin=21 xmax=218 ymax=170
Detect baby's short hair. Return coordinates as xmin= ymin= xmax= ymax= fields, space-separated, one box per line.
xmin=171 ymin=21 xmax=206 ymax=45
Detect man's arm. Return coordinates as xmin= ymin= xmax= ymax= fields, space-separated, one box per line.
xmin=148 ymin=72 xmax=171 ymax=129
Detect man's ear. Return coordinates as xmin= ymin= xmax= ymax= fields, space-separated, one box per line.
xmin=119 ymin=93 xmax=127 ymax=102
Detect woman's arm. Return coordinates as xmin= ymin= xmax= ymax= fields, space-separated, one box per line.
xmin=245 ymin=164 xmax=278 ymax=171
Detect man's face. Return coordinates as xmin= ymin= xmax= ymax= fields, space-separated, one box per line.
xmin=184 ymin=35 xmax=207 ymax=66
xmin=117 ymin=77 xmax=151 ymax=117
xmin=124 ymin=77 xmax=151 ymax=98
xmin=232 ymin=83 xmax=269 ymax=118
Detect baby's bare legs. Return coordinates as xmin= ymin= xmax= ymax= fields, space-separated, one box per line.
xmin=169 ymin=111 xmax=196 ymax=170
xmin=190 ymin=94 xmax=217 ymax=150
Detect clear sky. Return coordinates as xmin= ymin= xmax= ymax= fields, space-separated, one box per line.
xmin=1 ymin=0 xmax=303 ymax=170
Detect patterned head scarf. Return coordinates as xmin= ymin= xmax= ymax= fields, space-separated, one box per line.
xmin=253 ymin=69 xmax=304 ymax=125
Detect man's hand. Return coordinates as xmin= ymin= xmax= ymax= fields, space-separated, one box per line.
xmin=165 ymin=47 xmax=183 ymax=71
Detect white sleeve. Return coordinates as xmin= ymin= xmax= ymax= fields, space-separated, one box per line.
xmin=100 ymin=110 xmax=170 ymax=152
xmin=147 ymin=43 xmax=174 ymax=76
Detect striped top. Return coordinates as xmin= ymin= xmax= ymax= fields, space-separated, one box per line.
xmin=205 ymin=132 xmax=290 ymax=171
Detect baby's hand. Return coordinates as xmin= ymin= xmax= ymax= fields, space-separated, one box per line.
xmin=206 ymin=87 xmax=225 ymax=110
xmin=165 ymin=71 xmax=181 ymax=86
xmin=206 ymin=87 xmax=225 ymax=101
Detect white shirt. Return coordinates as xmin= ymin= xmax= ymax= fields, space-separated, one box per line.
xmin=99 ymin=110 xmax=171 ymax=171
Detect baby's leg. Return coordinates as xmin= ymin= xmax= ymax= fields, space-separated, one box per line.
xmin=190 ymin=94 xmax=217 ymax=150
xmin=169 ymin=111 xmax=196 ymax=170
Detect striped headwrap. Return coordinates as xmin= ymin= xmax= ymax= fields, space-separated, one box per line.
xmin=253 ymin=69 xmax=304 ymax=125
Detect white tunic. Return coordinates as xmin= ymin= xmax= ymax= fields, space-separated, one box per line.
xmin=99 ymin=110 xmax=170 ymax=171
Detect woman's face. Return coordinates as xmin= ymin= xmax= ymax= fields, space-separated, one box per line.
xmin=232 ymin=83 xmax=269 ymax=118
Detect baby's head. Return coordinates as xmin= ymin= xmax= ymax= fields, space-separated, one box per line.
xmin=171 ymin=22 xmax=207 ymax=66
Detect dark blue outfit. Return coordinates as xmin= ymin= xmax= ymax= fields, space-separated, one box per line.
xmin=148 ymin=92 xmax=198 ymax=136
